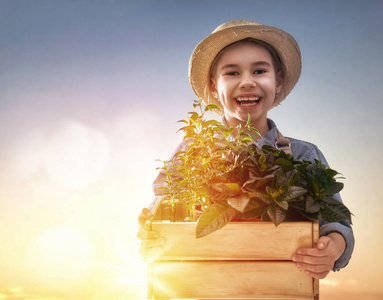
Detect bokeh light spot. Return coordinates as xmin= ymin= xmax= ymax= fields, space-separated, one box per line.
xmin=44 ymin=120 xmax=110 ymax=188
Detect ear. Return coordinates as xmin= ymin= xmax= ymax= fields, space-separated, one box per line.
xmin=210 ymin=78 xmax=218 ymax=99
xmin=275 ymin=71 xmax=283 ymax=94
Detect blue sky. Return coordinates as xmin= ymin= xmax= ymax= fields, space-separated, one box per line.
xmin=0 ymin=1 xmax=382 ymax=299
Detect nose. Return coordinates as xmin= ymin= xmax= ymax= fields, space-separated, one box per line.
xmin=239 ymin=72 xmax=256 ymax=89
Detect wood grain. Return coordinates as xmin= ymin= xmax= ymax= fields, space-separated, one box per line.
xmin=151 ymin=221 xmax=313 ymax=261
xmin=151 ymin=261 xmax=313 ymax=299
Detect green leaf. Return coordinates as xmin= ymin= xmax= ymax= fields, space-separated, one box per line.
xmin=177 ymin=125 xmax=195 ymax=133
xmin=252 ymin=190 xmax=272 ymax=204
xmin=196 ymin=202 xmax=236 ymax=238
xmin=242 ymin=198 xmax=266 ymax=211
xmin=205 ymin=104 xmax=220 ymax=111
xmin=249 ymin=126 xmax=261 ymax=135
xmin=321 ymin=198 xmax=353 ymax=224
xmin=246 ymin=114 xmax=251 ymax=125
xmin=305 ymin=196 xmax=321 ymax=214
xmin=325 ymin=167 xmax=339 ymax=178
xmin=227 ymin=194 xmax=250 ymax=213
xmin=203 ymin=119 xmax=220 ymax=127
xmin=241 ymin=137 xmax=252 ymax=143
xmin=237 ymin=205 xmax=267 ymax=219
xmin=324 ymin=182 xmax=344 ymax=196
xmin=276 ymin=200 xmax=289 ymax=210
xmin=247 ymin=132 xmax=259 ymax=142
xmin=267 ymin=203 xmax=286 ymax=226
xmin=275 ymin=158 xmax=295 ymax=172
xmin=210 ymin=182 xmax=241 ymax=196
xmin=259 ymin=154 xmax=266 ymax=165
xmin=240 ymin=132 xmax=258 ymax=142
xmin=188 ymin=112 xmax=199 ymax=121
xmin=282 ymin=186 xmax=308 ymax=201
xmin=173 ymin=150 xmax=186 ymax=157
xmin=214 ymin=123 xmax=230 ymax=132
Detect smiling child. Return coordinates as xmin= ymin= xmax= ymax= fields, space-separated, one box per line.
xmin=138 ymin=20 xmax=354 ymax=280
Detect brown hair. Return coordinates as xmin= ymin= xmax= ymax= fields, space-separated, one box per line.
xmin=209 ymin=38 xmax=284 ymax=79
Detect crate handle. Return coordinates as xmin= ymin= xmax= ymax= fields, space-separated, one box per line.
xmin=144 ymin=196 xmax=164 ymax=231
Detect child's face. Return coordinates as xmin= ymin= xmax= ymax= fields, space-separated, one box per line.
xmin=211 ymin=42 xmax=282 ymax=128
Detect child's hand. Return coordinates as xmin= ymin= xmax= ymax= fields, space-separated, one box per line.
xmin=292 ymin=232 xmax=346 ymax=279
xmin=137 ymin=208 xmax=165 ymax=261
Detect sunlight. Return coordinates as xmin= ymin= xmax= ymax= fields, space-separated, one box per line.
xmin=147 ymin=262 xmax=198 ymax=300
xmin=321 ymin=278 xmax=340 ymax=287
xmin=25 ymin=226 xmax=94 ymax=287
xmin=9 ymin=129 xmax=46 ymax=179
xmin=44 ymin=120 xmax=110 ymax=188
xmin=0 ymin=287 xmax=68 ymax=300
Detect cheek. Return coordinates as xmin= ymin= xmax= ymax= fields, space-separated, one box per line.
xmin=217 ymin=78 xmax=232 ymax=93
xmin=262 ymin=78 xmax=280 ymax=94
xmin=214 ymin=80 xmax=225 ymax=97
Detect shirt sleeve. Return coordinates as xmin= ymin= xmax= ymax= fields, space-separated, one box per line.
xmin=306 ymin=144 xmax=355 ymax=271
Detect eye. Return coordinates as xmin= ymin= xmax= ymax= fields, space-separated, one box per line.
xmin=254 ymin=69 xmax=266 ymax=75
xmin=225 ymin=71 xmax=239 ymax=76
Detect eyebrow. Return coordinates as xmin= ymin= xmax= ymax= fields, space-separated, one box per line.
xmin=220 ymin=61 xmax=272 ymax=71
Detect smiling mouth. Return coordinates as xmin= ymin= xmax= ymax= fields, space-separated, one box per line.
xmin=235 ymin=96 xmax=261 ymax=106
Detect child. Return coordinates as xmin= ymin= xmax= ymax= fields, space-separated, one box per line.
xmin=137 ymin=20 xmax=354 ymax=280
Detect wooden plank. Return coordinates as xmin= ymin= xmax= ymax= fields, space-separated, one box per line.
xmin=148 ymin=199 xmax=320 ymax=299
xmin=152 ymin=261 xmax=313 ymax=299
xmin=151 ymin=221 xmax=313 ymax=260
xmin=312 ymin=221 xmax=319 ymax=300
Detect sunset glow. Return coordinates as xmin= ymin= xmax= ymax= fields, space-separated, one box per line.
xmin=1 ymin=1 xmax=382 ymax=299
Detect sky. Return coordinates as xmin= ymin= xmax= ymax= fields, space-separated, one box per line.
xmin=0 ymin=0 xmax=382 ymax=299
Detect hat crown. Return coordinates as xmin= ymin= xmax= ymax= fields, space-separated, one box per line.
xmin=212 ymin=20 xmax=262 ymax=33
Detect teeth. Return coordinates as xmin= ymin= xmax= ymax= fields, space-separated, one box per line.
xmin=236 ymin=96 xmax=260 ymax=106
xmin=236 ymin=97 xmax=260 ymax=101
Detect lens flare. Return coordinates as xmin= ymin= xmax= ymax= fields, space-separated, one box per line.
xmin=25 ymin=226 xmax=94 ymax=288
xmin=44 ymin=120 xmax=110 ymax=188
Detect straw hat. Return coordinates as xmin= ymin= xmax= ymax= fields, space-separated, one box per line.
xmin=188 ymin=20 xmax=302 ymax=113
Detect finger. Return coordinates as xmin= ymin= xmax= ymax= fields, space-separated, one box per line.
xmin=316 ymin=236 xmax=331 ymax=250
xmin=138 ymin=214 xmax=146 ymax=226
xmin=295 ymin=261 xmax=330 ymax=273
xmin=137 ymin=227 xmax=159 ymax=239
xmin=139 ymin=237 xmax=166 ymax=248
xmin=294 ymin=247 xmax=324 ymax=259
xmin=293 ymin=254 xmax=329 ymax=265
xmin=138 ymin=208 xmax=154 ymax=225
xmin=142 ymin=208 xmax=154 ymax=219
xmin=305 ymin=269 xmax=330 ymax=280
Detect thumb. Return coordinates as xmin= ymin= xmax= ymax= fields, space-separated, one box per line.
xmin=317 ymin=236 xmax=331 ymax=250
xmin=142 ymin=208 xmax=154 ymax=219
xmin=138 ymin=208 xmax=154 ymax=226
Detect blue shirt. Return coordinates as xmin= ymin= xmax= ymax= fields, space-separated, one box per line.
xmin=152 ymin=117 xmax=354 ymax=271
xmin=248 ymin=118 xmax=354 ymax=271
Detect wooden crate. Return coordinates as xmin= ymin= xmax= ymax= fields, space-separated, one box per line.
xmin=146 ymin=201 xmax=319 ymax=300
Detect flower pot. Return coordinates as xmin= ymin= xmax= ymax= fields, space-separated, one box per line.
xmin=146 ymin=200 xmax=319 ymax=300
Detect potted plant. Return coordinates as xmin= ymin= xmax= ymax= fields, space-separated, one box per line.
xmin=146 ymin=100 xmax=352 ymax=300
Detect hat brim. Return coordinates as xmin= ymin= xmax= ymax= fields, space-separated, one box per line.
xmin=188 ymin=23 xmax=301 ymax=113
